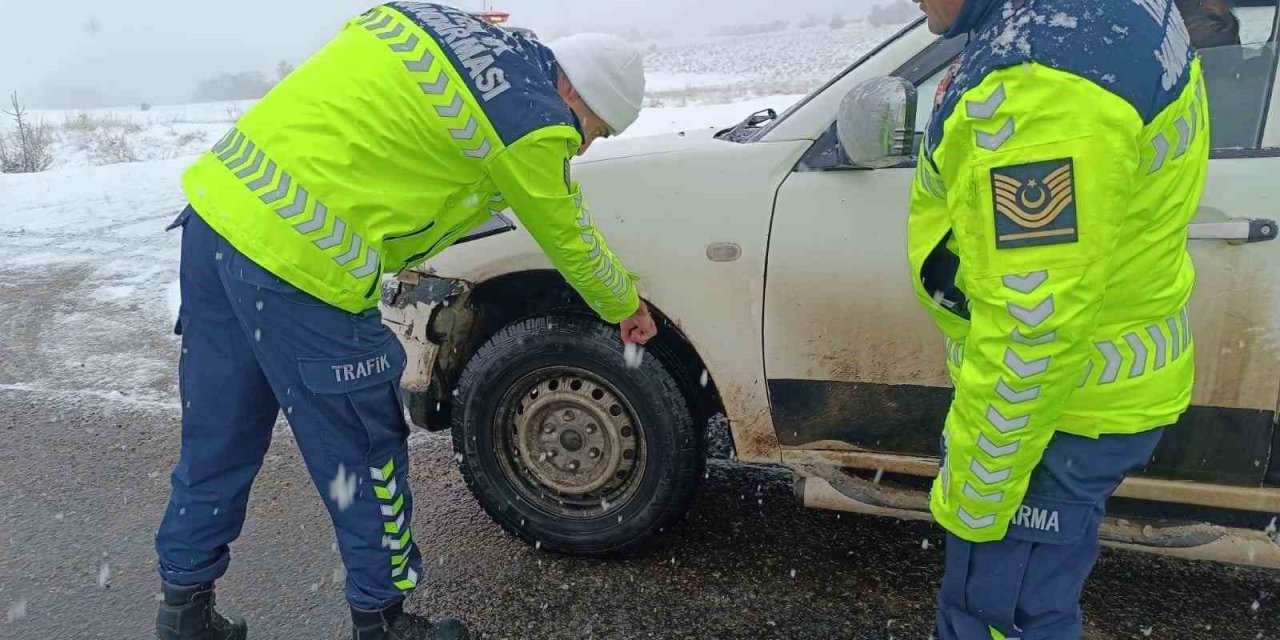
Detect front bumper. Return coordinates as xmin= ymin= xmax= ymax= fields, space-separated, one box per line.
xmin=381 ymin=272 xmax=472 ymax=431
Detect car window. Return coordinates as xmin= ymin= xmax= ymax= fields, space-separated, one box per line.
xmin=912 ymin=67 xmax=948 ymax=136
xmin=1189 ymin=0 xmax=1279 ymax=149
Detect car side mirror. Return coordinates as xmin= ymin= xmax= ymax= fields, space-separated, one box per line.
xmin=835 ymin=76 xmax=919 ymax=169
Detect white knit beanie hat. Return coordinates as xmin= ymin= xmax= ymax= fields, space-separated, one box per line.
xmin=549 ymin=33 xmax=646 ymax=134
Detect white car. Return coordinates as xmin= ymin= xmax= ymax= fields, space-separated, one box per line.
xmin=382 ymin=8 xmax=1280 ymax=566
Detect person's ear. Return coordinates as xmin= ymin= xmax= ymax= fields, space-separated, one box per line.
xmin=556 ymin=74 xmax=580 ymax=105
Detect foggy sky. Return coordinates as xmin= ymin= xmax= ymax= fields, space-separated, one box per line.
xmin=0 ymin=0 xmax=884 ymax=109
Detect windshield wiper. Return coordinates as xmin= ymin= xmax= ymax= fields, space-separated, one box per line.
xmin=717 ymin=108 xmax=778 ymax=142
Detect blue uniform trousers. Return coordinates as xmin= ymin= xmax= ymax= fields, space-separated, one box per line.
xmin=154 ymin=207 xmax=422 ymax=611
xmin=937 ymin=428 xmax=1165 ymax=640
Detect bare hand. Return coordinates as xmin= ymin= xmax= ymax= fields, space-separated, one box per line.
xmin=620 ymin=300 xmax=658 ymax=345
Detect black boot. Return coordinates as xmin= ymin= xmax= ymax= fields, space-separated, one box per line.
xmin=155 ymin=581 xmax=247 ymax=640
xmin=351 ymin=601 xmax=469 ymax=640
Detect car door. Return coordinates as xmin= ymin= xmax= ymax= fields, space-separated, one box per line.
xmin=763 ymin=4 xmax=1280 ymax=487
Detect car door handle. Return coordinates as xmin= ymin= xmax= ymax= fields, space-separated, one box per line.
xmin=1188 ymin=218 xmax=1277 ymax=244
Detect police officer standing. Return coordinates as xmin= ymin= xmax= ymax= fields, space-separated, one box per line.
xmin=153 ymin=3 xmax=656 ymax=639
xmin=908 ymin=0 xmax=1209 ymax=637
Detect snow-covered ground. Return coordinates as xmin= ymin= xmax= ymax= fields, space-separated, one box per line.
xmin=640 ymin=22 xmax=907 ymax=102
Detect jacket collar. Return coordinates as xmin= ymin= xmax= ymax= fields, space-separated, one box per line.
xmin=946 ymin=0 xmax=1003 ymax=38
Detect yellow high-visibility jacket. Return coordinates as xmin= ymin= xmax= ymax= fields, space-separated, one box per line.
xmin=182 ymin=2 xmax=639 ymax=322
xmin=909 ymin=0 xmax=1210 ymax=542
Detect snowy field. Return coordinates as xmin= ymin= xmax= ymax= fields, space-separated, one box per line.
xmin=640 ymin=22 xmax=907 ymax=103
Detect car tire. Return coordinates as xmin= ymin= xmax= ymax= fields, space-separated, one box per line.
xmin=451 ymin=313 xmax=702 ymax=556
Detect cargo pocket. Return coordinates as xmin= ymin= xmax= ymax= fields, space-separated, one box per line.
xmin=298 ymin=338 xmax=410 ymax=464
xmin=940 ymin=495 xmax=1095 ymax=638
xmin=1002 ymin=495 xmax=1094 ymax=546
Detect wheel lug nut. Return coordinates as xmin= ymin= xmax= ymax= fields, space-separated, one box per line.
xmin=543 ymin=425 xmax=555 ymax=434
xmin=563 ymin=410 xmax=576 ymax=421
xmin=586 ymin=424 xmax=597 ymax=434
xmin=588 ymin=448 xmax=600 ymax=459
xmin=547 ymin=449 xmax=558 ymax=458
xmin=568 ymin=460 xmax=580 ymax=471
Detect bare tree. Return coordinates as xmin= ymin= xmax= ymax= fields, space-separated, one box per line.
xmin=276 ymin=60 xmax=296 ymax=82
xmin=1 ymin=93 xmax=55 ymax=174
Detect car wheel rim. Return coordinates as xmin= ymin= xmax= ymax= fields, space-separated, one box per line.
xmin=493 ymin=366 xmax=646 ymax=520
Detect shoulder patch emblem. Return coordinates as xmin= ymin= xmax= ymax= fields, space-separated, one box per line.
xmin=991 ymin=158 xmax=1078 ymax=249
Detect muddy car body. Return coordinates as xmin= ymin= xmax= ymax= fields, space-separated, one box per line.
xmin=382 ymin=9 xmax=1280 ymax=566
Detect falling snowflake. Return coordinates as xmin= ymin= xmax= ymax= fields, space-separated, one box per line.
xmin=622 ymin=343 xmax=644 ymax=369
xmin=1266 ymin=517 xmax=1277 ymax=535
xmin=454 ymin=453 xmax=463 ymax=463
xmin=309 ymin=583 xmax=320 ymax=592
xmin=329 ymin=464 xmax=358 ymax=511
xmin=98 ymin=563 xmax=111 ymax=588
xmin=922 ymin=539 xmax=931 ymax=550
xmin=789 ymin=569 xmax=796 ymax=579
xmin=6 ymin=599 xmax=27 ymax=623
xmin=253 ymin=329 xmax=261 ymax=342
xmin=699 ymin=370 xmax=708 ymax=387
xmin=873 ymin=468 xmax=884 ymax=484
xmin=255 ymin=301 xmax=263 ymax=311
xmin=1141 ymin=626 xmax=1153 ymax=637
xmin=55 ymin=512 xmax=64 ymax=521
xmin=535 ymin=541 xmax=542 ymax=550
xmin=332 ymin=566 xmax=346 ymax=584
xmin=1251 ymin=600 xmax=1260 ymax=612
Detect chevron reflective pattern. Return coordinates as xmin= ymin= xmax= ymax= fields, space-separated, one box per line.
xmin=370 ymin=458 xmax=418 ymax=591
xmin=489 ymin=193 xmax=509 ymax=214
xmin=917 ymin=159 xmax=947 ymax=198
xmin=359 ymin=7 xmax=495 ymax=161
xmin=944 ymin=338 xmax=965 ymax=367
xmin=577 ymin=204 xmax=630 ymax=299
xmin=1085 ymin=307 xmax=1191 ymax=385
xmin=209 ymin=127 xmax=381 ymax=285
xmin=967 ymin=83 xmax=1016 ymax=151
xmin=955 ymin=270 xmax=1056 ymax=531
xmin=1146 ymin=80 xmax=1203 ymax=174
